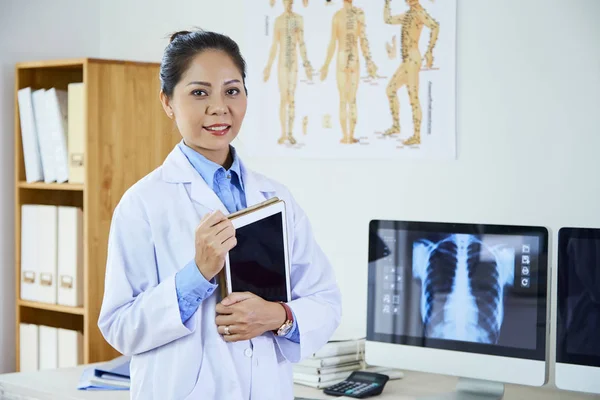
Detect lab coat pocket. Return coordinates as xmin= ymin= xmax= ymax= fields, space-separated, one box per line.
xmin=154 ymin=323 xmax=205 ymax=399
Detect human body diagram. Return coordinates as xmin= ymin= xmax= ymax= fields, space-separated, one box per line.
xmin=259 ymin=0 xmax=451 ymax=153
xmin=320 ymin=0 xmax=378 ymax=144
xmin=383 ymin=0 xmax=439 ymax=146
xmin=264 ymin=0 xmax=313 ymax=145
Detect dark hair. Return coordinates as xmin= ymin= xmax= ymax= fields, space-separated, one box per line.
xmin=160 ymin=29 xmax=247 ymax=98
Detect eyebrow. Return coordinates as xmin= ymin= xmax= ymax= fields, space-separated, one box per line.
xmin=186 ymin=79 xmax=241 ymax=87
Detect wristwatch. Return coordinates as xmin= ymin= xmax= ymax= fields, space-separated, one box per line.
xmin=274 ymin=302 xmax=294 ymax=336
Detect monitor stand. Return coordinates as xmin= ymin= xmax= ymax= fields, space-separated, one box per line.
xmin=419 ymin=378 xmax=505 ymax=400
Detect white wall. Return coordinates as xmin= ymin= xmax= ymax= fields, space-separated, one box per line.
xmin=1 ymin=0 xmax=599 ymax=385
xmin=243 ymin=1 xmax=600 ymax=382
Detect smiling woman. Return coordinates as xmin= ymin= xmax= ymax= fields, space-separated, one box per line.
xmin=159 ymin=30 xmax=249 ymax=166
xmin=97 ymin=29 xmax=342 ymax=400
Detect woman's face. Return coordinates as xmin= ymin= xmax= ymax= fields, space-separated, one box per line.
xmin=161 ymin=50 xmax=247 ymax=161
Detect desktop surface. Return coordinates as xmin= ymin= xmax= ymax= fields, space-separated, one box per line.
xmin=294 ymin=371 xmax=599 ymax=400
xmin=0 ymin=365 xmax=598 ymax=400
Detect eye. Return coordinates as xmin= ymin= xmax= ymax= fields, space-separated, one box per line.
xmin=191 ymin=89 xmax=207 ymax=97
xmin=226 ymin=88 xmax=241 ymax=96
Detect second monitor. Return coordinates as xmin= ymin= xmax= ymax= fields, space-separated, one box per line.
xmin=365 ymin=220 xmax=549 ymax=399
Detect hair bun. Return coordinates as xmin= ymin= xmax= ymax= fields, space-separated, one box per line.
xmin=169 ymin=30 xmax=192 ymax=43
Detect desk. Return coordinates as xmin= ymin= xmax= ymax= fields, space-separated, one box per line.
xmin=0 ymin=365 xmax=129 ymax=400
xmin=296 ymin=372 xmax=600 ymax=399
xmin=0 ymin=366 xmax=598 ymax=400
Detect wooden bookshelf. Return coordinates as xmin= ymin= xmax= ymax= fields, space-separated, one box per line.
xmin=18 ymin=300 xmax=85 ymax=316
xmin=18 ymin=182 xmax=84 ymax=191
xmin=14 ymin=58 xmax=180 ymax=371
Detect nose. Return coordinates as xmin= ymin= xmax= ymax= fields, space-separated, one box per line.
xmin=207 ymin=94 xmax=228 ymax=116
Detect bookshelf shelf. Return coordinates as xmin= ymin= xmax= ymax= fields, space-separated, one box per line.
xmin=18 ymin=182 xmax=84 ymax=191
xmin=18 ymin=300 xmax=85 ymax=316
xmin=14 ymin=57 xmax=179 ymax=371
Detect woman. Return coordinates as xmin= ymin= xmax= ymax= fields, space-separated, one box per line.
xmin=98 ymin=30 xmax=342 ymax=400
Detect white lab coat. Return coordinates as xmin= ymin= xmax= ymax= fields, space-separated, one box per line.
xmin=98 ymin=145 xmax=342 ymax=400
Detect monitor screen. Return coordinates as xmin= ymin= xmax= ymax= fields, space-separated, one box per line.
xmin=367 ymin=220 xmax=548 ymax=361
xmin=557 ymin=227 xmax=600 ymax=368
xmin=228 ymin=212 xmax=288 ymax=302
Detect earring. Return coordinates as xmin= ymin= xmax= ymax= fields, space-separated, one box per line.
xmin=169 ymin=112 xmax=174 ymax=118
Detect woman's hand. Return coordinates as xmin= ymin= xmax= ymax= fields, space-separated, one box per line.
xmin=194 ymin=211 xmax=236 ymax=282
xmin=215 ymin=292 xmax=286 ymax=342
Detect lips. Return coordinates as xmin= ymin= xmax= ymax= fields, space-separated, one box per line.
xmin=203 ymin=124 xmax=231 ymax=136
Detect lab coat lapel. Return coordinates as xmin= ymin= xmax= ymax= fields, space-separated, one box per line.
xmin=190 ymin=176 xmax=229 ymax=215
xmin=161 ymin=145 xmax=229 ymax=215
xmin=240 ymin=161 xmax=276 ymax=207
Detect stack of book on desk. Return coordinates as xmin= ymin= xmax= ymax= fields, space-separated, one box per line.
xmin=293 ymin=338 xmax=366 ymax=389
xmin=293 ymin=338 xmax=404 ymax=389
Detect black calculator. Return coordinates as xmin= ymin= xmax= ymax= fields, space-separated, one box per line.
xmin=323 ymin=371 xmax=389 ymax=398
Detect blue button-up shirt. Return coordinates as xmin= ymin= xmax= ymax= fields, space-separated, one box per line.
xmin=174 ymin=141 xmax=299 ymax=342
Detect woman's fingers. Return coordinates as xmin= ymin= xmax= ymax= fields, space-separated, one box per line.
xmin=215 ymin=314 xmax=237 ymax=326
xmin=217 ymin=324 xmax=236 ymax=336
xmin=215 ymin=225 xmax=235 ymax=244
xmin=217 ymin=324 xmax=247 ymax=342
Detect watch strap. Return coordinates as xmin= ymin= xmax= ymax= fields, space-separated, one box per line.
xmin=280 ymin=302 xmax=293 ymax=322
xmin=274 ymin=302 xmax=293 ymax=336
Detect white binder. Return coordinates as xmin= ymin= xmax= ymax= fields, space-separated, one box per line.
xmin=57 ymin=206 xmax=83 ymax=307
xmin=58 ymin=328 xmax=83 ymax=368
xmin=19 ymin=323 xmax=39 ymax=372
xmin=45 ymin=88 xmax=69 ymax=183
xmin=32 ymin=89 xmax=56 ymax=183
xmin=17 ymin=87 xmax=44 ymax=182
xmin=39 ymin=325 xmax=58 ymax=370
xmin=67 ymin=83 xmax=85 ymax=184
xmin=20 ymin=205 xmax=39 ymax=302
xmin=37 ymin=205 xmax=58 ymax=304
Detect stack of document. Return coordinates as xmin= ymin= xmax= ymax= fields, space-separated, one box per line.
xmin=293 ymin=338 xmax=366 ymax=388
xmin=293 ymin=338 xmax=404 ymax=389
xmin=78 ymin=356 xmax=131 ymax=391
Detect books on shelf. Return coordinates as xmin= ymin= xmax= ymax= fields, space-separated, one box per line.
xmin=67 ymin=83 xmax=85 ymax=184
xmin=20 ymin=204 xmax=83 ymax=307
xmin=19 ymin=323 xmax=39 ymax=373
xmin=17 ymin=85 xmax=85 ymax=184
xmin=17 ymin=88 xmax=43 ymax=183
xmin=19 ymin=323 xmax=82 ymax=372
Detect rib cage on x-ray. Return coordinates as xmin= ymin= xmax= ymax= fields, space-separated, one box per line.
xmin=413 ymin=234 xmax=515 ymax=344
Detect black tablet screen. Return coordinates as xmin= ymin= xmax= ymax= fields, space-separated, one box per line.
xmin=228 ymin=212 xmax=288 ymax=302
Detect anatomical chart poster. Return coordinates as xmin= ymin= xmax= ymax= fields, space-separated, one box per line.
xmin=243 ymin=0 xmax=457 ymax=159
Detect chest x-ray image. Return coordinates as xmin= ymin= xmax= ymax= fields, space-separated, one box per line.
xmin=412 ymin=233 xmax=515 ymax=344
xmin=368 ymin=221 xmax=545 ymax=353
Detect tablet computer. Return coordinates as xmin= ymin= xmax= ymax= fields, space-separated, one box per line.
xmin=222 ymin=198 xmax=291 ymax=303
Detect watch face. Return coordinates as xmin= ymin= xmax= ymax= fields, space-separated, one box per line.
xmin=278 ymin=321 xmax=293 ymax=336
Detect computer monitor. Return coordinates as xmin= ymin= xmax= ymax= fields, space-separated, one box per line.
xmin=556 ymin=227 xmax=600 ymax=395
xmin=365 ymin=220 xmax=549 ymax=399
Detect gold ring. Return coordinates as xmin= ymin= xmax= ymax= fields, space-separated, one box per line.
xmin=224 ymin=325 xmax=230 ymax=335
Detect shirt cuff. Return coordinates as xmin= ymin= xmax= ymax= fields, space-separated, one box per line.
xmin=175 ymin=260 xmax=218 ymax=323
xmin=283 ymin=309 xmax=300 ymax=343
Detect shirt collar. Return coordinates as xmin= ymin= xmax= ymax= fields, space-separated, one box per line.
xmin=177 ymin=140 xmax=244 ymax=191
